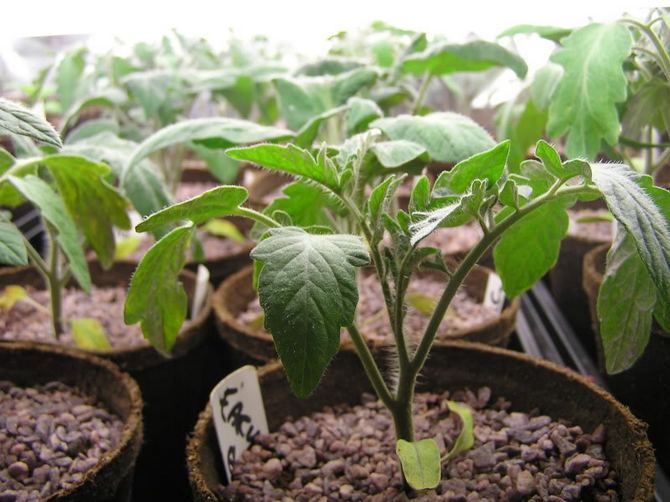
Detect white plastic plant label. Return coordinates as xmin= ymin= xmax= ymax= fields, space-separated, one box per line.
xmin=210 ymin=365 xmax=269 ymax=482
xmin=191 ymin=265 xmax=210 ymax=320
xmin=483 ymin=272 xmax=505 ymax=314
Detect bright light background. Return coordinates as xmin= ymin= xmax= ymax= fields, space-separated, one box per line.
xmin=0 ymin=0 xmax=656 ymax=84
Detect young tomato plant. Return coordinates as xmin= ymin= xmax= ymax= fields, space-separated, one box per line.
xmin=0 ymin=98 xmax=131 ymax=346
xmin=125 ymin=128 xmax=670 ymax=489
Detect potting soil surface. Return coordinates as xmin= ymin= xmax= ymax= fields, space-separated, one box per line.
xmin=0 ymin=286 xmax=146 ymax=349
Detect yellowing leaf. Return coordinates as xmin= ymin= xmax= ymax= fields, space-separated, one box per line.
xmin=0 ymin=285 xmax=28 ymax=310
xmin=443 ymin=400 xmax=475 ymax=461
xmin=70 ymin=318 xmax=112 ymax=350
xmin=396 ymin=438 xmax=441 ymax=490
xmin=202 ymin=219 xmax=246 ymax=242
xmin=406 ymin=292 xmax=437 ymax=316
xmin=114 ymin=235 xmax=142 ymax=260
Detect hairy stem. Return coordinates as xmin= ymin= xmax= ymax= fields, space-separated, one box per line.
xmin=412 ymin=72 xmax=433 ymax=115
xmin=234 ymin=207 xmax=282 ymax=229
xmin=346 ymin=323 xmax=394 ymax=410
xmin=622 ymin=18 xmax=670 ymax=81
xmin=410 ymin=182 xmax=596 ymax=378
xmin=46 ymin=225 xmax=63 ymax=338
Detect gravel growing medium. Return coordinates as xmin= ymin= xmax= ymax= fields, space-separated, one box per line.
xmin=0 ymin=286 xmax=145 ymax=350
xmin=239 ymin=274 xmax=498 ymax=343
xmin=221 ymin=388 xmax=619 ymax=501
xmin=0 ymin=380 xmax=124 ymax=501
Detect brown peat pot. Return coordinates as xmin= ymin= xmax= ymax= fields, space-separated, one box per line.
xmin=0 ymin=261 xmax=217 ymax=500
xmin=186 ymin=342 xmax=655 ymax=501
xmin=0 ymin=341 xmax=142 ymax=501
xmin=583 ymin=243 xmax=670 ymax=474
xmin=213 ymin=265 xmax=520 ymax=364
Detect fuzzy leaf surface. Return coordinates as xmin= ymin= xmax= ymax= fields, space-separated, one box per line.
xmin=401 ymin=40 xmax=527 ymax=78
xmin=251 ymin=227 xmax=369 ymax=397
xmin=226 ymin=143 xmax=339 ymax=190
xmin=44 ymin=156 xmax=130 ymax=268
xmin=494 ymin=198 xmax=570 ymax=297
xmin=8 ymin=175 xmax=89 ymax=291
xmin=598 ymin=229 xmax=655 ymax=373
xmin=0 ymin=220 xmax=27 ymax=266
xmin=591 ymin=164 xmax=670 ymax=306
xmin=136 ymin=186 xmax=248 ymax=233
xmin=124 ymin=224 xmax=194 ymax=354
xmin=0 ymin=99 xmax=62 ymax=148
xmin=371 ymin=113 xmax=495 ymax=164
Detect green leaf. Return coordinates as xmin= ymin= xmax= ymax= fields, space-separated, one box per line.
xmin=530 ymin=63 xmax=563 ymax=111
xmin=409 ymin=175 xmax=430 ymax=213
xmin=494 ymin=198 xmax=571 ymax=297
xmin=251 ymin=227 xmax=369 ymax=397
xmin=433 ymin=141 xmax=509 ymax=196
xmin=0 ymin=285 xmax=28 ymax=310
xmin=406 ymin=292 xmax=438 ymax=316
xmin=346 ymin=97 xmax=383 ymax=136
xmin=60 ymin=90 xmax=126 ymax=134
xmin=296 ymin=58 xmax=365 ymax=76
xmin=547 ymin=23 xmax=633 ymax=159
xmin=258 ymin=181 xmax=335 ymax=232
xmin=273 ymin=68 xmax=377 ymax=130
xmin=190 ymin=142 xmax=242 ymax=184
xmin=65 ymin=118 xmax=120 ymax=144
xmin=401 ymin=40 xmax=527 ymax=78
xmin=591 ymin=164 xmax=670 ymax=306
xmin=622 ymin=78 xmax=670 ymax=138
xmin=226 ymin=143 xmax=339 ymax=190
xmin=56 ymin=48 xmax=86 ymax=112
xmin=8 ymin=175 xmax=90 ymax=291
xmin=0 ymin=98 xmax=62 ymax=148
xmin=597 ymin=229 xmax=655 ymax=373
xmin=370 ymin=140 xmax=427 ymax=169
xmin=44 ymin=156 xmax=131 ymax=268
xmin=497 ymin=24 xmax=572 ymax=43
xmin=503 ymin=100 xmax=548 ymax=171
xmin=203 ymin=219 xmax=246 ymax=242
xmin=70 ymin=318 xmax=112 ymax=351
xmin=123 ymin=118 xmax=293 ymax=182
xmin=395 ymin=438 xmax=441 ymax=490
xmin=124 ymin=224 xmax=194 ymax=354
xmin=114 ymin=235 xmax=142 ymax=260
xmin=443 ymin=401 xmax=475 ymax=461
xmin=0 ymin=219 xmax=27 ymax=266
xmin=294 ymin=105 xmax=348 ymax=148
xmin=136 ymin=186 xmax=248 ymax=233
xmin=371 ymin=113 xmax=495 ymax=164
xmin=368 ymin=175 xmax=404 ymax=237
xmin=410 ymin=180 xmax=487 ymax=245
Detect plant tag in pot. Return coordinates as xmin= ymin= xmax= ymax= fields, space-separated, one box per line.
xmin=483 ymin=272 xmax=505 ymax=314
xmin=191 ymin=265 xmax=210 ymax=319
xmin=210 ymin=365 xmax=269 ymax=482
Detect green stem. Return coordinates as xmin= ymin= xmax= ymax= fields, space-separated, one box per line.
xmin=622 ymin=18 xmax=670 ymax=81
xmin=412 ymin=72 xmax=433 ymax=115
xmin=46 ymin=225 xmax=63 ymax=338
xmin=619 ymin=136 xmax=670 ymax=150
xmin=234 ymin=207 xmax=281 ymax=229
xmin=410 ymin=182 xmax=596 ymax=377
xmin=22 ymin=236 xmax=49 ymax=280
xmin=346 ymin=323 xmax=394 ymax=410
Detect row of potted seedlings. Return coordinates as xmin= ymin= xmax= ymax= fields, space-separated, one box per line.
xmin=1 ymin=12 xmax=669 ymax=501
